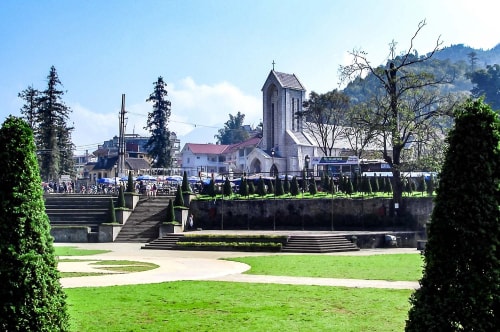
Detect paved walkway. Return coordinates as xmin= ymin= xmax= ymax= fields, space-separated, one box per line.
xmin=56 ymin=242 xmax=420 ymax=290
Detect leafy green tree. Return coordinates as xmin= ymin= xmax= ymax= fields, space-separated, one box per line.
xmin=181 ymin=171 xmax=191 ymax=193
xmin=173 ymin=184 xmax=184 ymax=207
xmin=406 ymin=99 xmax=500 ymax=331
xmin=290 ymin=176 xmax=299 ymax=196
xmin=0 ymin=116 xmax=69 ymax=331
xmin=215 ymin=111 xmax=249 ymax=144
xmin=35 ymin=66 xmax=74 ymax=181
xmin=223 ymin=177 xmax=232 ymax=197
xmin=467 ymin=64 xmax=500 ymax=110
xmin=145 ymin=76 xmax=172 ymax=168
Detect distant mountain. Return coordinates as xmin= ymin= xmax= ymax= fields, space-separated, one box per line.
xmin=433 ymin=43 xmax=500 ymax=68
xmin=342 ymin=44 xmax=500 ymax=104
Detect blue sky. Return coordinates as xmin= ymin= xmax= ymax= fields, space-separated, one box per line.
xmin=1 ymin=0 xmax=498 ymax=155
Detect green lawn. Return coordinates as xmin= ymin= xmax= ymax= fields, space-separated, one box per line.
xmin=54 ymin=246 xmax=111 ymax=256
xmin=63 ymin=253 xmax=421 ymax=331
xmin=66 ymin=281 xmax=412 ymax=331
xmin=227 ymin=254 xmax=424 ymax=281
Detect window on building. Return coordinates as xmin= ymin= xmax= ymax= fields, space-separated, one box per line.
xmin=292 ymin=98 xmax=295 ymax=130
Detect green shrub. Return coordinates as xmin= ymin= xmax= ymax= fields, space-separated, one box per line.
xmin=0 ymin=116 xmax=69 ymax=331
xmin=406 ymin=99 xmax=500 ymax=331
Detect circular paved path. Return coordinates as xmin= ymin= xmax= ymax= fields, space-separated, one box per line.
xmin=56 ymin=243 xmax=420 ymax=290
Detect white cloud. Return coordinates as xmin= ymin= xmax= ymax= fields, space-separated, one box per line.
xmin=70 ymin=77 xmax=261 ymax=154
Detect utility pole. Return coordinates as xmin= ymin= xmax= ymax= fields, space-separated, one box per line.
xmin=118 ymin=94 xmax=127 ymax=178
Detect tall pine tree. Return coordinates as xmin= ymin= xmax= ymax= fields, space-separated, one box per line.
xmin=406 ymin=99 xmax=500 ymax=331
xmin=145 ymin=76 xmax=172 ymax=168
xmin=31 ymin=66 xmax=74 ymax=181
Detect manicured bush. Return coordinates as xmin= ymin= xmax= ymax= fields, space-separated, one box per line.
xmin=275 ymin=176 xmax=284 ymax=196
xmin=126 ymin=172 xmax=134 ymax=192
xmin=166 ymin=199 xmax=175 ymax=223
xmin=181 ymin=171 xmax=191 ymax=193
xmin=117 ymin=185 xmax=126 ymax=208
xmin=174 ymin=184 xmax=184 ymax=207
xmin=238 ymin=178 xmax=248 ymax=197
xmin=108 ymin=198 xmax=117 ymax=223
xmin=290 ymin=176 xmax=299 ymax=196
xmin=257 ymin=176 xmax=266 ymax=196
xmin=309 ymin=179 xmax=317 ymax=195
xmin=283 ymin=174 xmax=290 ymax=194
xmin=223 ymin=177 xmax=232 ymax=197
xmin=0 ymin=116 xmax=69 ymax=331
xmin=406 ymin=99 xmax=500 ymax=331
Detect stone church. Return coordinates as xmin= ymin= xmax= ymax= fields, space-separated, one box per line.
xmin=181 ymin=70 xmax=360 ymax=178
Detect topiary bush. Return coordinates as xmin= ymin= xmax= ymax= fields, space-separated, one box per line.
xmin=406 ymin=99 xmax=500 ymax=331
xmin=0 ymin=116 xmax=69 ymax=331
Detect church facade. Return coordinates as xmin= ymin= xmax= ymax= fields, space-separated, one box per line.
xmin=181 ymin=70 xmax=358 ymax=178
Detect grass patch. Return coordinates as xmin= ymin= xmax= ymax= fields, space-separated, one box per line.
xmin=226 ymin=254 xmax=424 ymax=281
xmin=90 ymin=260 xmax=159 ymax=273
xmin=66 ymin=281 xmax=412 ymax=331
xmin=54 ymin=246 xmax=111 ymax=256
xmin=60 ymin=272 xmax=110 ymax=278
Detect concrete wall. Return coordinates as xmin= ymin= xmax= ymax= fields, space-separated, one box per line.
xmin=189 ymin=197 xmax=434 ymax=231
xmin=51 ymin=226 xmax=93 ymax=242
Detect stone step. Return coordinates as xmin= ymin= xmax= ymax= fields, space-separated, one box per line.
xmin=142 ymin=234 xmax=185 ymax=249
xmin=282 ymin=235 xmax=359 ymax=253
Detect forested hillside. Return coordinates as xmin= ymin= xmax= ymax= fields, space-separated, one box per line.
xmin=342 ymin=44 xmax=500 ymax=107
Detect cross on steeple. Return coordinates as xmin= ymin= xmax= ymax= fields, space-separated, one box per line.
xmin=272 ymin=60 xmax=275 ymax=71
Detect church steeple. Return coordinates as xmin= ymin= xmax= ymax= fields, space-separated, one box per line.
xmin=261 ymin=70 xmax=306 ymax=152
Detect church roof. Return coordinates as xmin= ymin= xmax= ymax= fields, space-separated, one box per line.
xmin=270 ymin=70 xmax=305 ymax=91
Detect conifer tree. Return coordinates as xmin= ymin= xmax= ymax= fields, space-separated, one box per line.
xmin=275 ymin=175 xmax=284 ymax=196
xmin=117 ymin=185 xmax=126 ymax=208
xmin=290 ymin=176 xmax=299 ymax=196
xmin=309 ymin=179 xmax=318 ymax=195
xmin=385 ymin=176 xmax=393 ymax=195
xmin=238 ymin=178 xmax=249 ymax=197
xmin=126 ymin=172 xmax=134 ymax=192
xmin=165 ymin=199 xmax=175 ymax=223
xmin=406 ymin=99 xmax=500 ymax=331
xmin=426 ymin=175 xmax=435 ymax=196
xmin=181 ymin=171 xmax=191 ymax=193
xmin=257 ymin=176 xmax=266 ymax=196
xmin=108 ymin=198 xmax=117 ymax=223
xmin=223 ymin=177 xmax=232 ymax=197
xmin=248 ymin=180 xmax=255 ymax=195
xmin=174 ymin=184 xmax=184 ymax=207
xmin=267 ymin=179 xmax=274 ymax=194
xmin=371 ymin=174 xmax=380 ymax=192
xmin=345 ymin=177 xmax=354 ymax=196
xmin=329 ymin=177 xmax=336 ymax=194
xmin=36 ymin=66 xmax=74 ymax=181
xmin=0 ymin=116 xmax=69 ymax=331
xmin=283 ymin=174 xmax=290 ymax=194
xmin=417 ymin=175 xmax=427 ymax=194
xmin=145 ymin=76 xmax=172 ymax=168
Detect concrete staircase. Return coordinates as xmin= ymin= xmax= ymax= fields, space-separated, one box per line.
xmin=142 ymin=234 xmax=185 ymax=250
xmin=45 ymin=194 xmax=115 ymax=231
xmin=282 ymin=235 xmax=359 ymax=253
xmin=114 ymin=196 xmax=171 ymax=243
